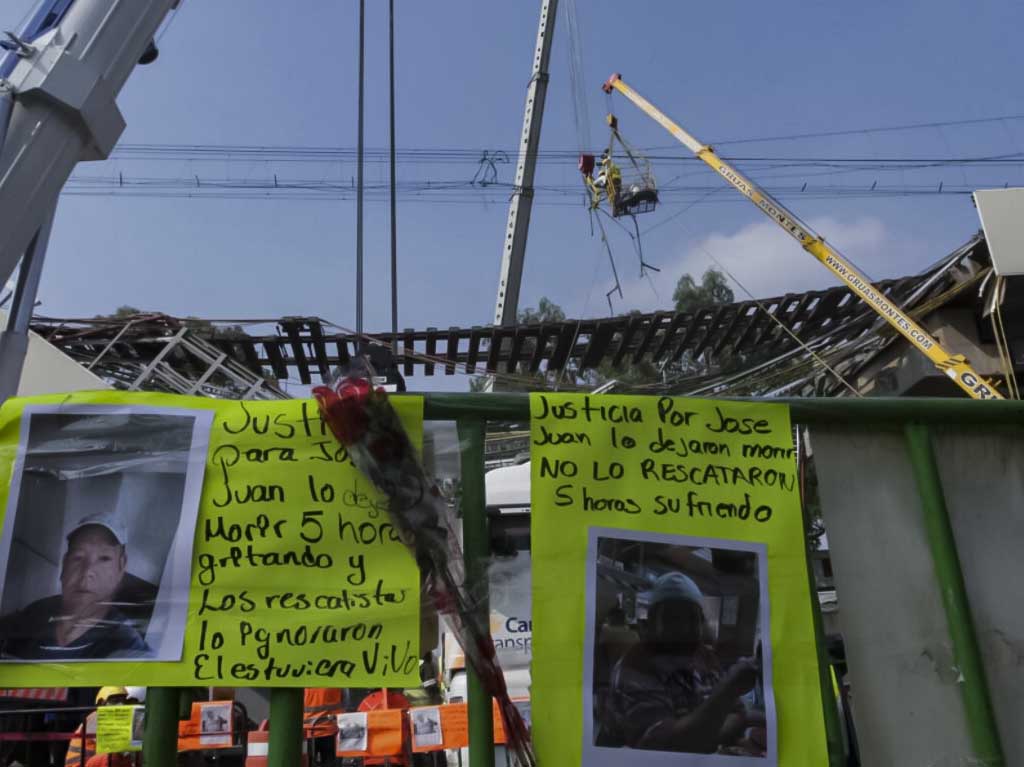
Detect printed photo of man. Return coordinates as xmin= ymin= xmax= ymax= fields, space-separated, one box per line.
xmin=0 ymin=512 xmax=150 ymax=660
xmin=601 ymin=572 xmax=763 ymax=755
xmin=587 ymin=532 xmax=774 ymax=763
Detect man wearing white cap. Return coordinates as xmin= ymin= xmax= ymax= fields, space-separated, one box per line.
xmin=600 ymin=571 xmax=760 ymax=754
xmin=0 ymin=513 xmax=149 ymax=660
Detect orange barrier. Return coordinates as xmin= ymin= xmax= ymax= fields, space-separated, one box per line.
xmin=246 ymin=724 xmax=308 ymax=767
xmin=335 ymin=709 xmax=404 ymax=759
xmin=177 ymin=701 xmax=235 ymax=752
xmin=314 ymin=699 xmax=535 ymax=758
xmin=408 ymin=700 xmax=529 ymax=753
xmin=410 ymin=704 xmax=466 ymax=753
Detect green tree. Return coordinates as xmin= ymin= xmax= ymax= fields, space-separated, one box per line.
xmin=517 ymin=297 xmax=565 ymax=325
xmin=672 ymin=268 xmax=734 ymax=312
xmin=591 ymin=269 xmax=736 ymax=388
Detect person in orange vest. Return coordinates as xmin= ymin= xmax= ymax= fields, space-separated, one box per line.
xmin=303 ymin=688 xmax=343 ymax=765
xmin=85 ymin=687 xmax=144 ymax=767
xmin=84 ymin=748 xmax=136 ymax=767
xmin=66 ymin=687 xmax=129 ymax=767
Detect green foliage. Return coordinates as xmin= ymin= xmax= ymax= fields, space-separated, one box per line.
xmin=672 ymin=268 xmax=734 ymax=313
xmin=594 ymin=269 xmax=736 ymax=387
xmin=517 ymin=297 xmax=566 ymax=325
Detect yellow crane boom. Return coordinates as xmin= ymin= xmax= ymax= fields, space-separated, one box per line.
xmin=603 ymin=73 xmax=1002 ymax=400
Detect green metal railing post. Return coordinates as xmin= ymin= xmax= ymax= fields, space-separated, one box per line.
xmin=904 ymin=424 xmax=1005 ymax=767
xmin=267 ymin=688 xmax=304 ymax=767
xmin=142 ymin=687 xmax=180 ymax=767
xmin=458 ymin=417 xmax=494 ymax=767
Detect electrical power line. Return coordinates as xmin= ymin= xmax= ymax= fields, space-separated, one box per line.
xmin=105 ymin=143 xmax=1024 ymax=167
xmin=60 ymin=172 xmax=999 ymax=204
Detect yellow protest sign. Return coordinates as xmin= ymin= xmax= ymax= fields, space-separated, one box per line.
xmin=95 ymin=705 xmax=144 ymax=753
xmin=530 ymin=394 xmax=827 ymax=767
xmin=0 ymin=391 xmax=421 ymax=687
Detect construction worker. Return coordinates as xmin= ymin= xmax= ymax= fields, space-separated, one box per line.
xmin=66 ymin=688 xmax=129 ymax=767
xmin=600 ymin=573 xmax=762 ymax=754
xmin=86 ymin=687 xmax=145 ymax=767
xmin=303 ymin=688 xmax=343 ymax=765
xmin=589 ymin=151 xmax=621 ymax=213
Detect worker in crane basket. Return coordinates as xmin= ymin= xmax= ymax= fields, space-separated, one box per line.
xmin=600 ymin=572 xmax=764 ymax=755
xmin=589 ymin=150 xmax=621 ymax=212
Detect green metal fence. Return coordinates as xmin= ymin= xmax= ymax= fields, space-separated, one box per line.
xmin=138 ymin=394 xmax=1012 ymax=767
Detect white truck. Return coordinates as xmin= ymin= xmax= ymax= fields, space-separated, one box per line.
xmin=441 ymin=460 xmax=532 ymax=766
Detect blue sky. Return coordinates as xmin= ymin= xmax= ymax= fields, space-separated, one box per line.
xmin=3 ymin=0 xmax=1024 ymax=391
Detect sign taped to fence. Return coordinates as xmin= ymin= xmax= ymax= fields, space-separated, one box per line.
xmin=530 ymin=394 xmax=827 ymax=767
xmin=0 ymin=391 xmax=422 ymax=687
xmin=95 ymin=705 xmax=144 ymax=753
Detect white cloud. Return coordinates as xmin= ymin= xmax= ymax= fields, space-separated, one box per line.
xmin=611 ymin=215 xmax=906 ymax=313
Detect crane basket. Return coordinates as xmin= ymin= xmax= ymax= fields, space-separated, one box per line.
xmin=605 ymin=115 xmax=658 ymax=217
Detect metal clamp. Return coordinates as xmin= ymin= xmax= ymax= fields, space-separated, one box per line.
xmin=0 ymin=32 xmax=35 ymax=58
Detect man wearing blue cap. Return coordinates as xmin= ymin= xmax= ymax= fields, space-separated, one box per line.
xmin=0 ymin=513 xmax=150 ymax=660
xmin=601 ymin=572 xmax=760 ymax=754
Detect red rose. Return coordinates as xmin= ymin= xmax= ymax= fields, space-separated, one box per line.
xmin=313 ymin=379 xmax=371 ymax=445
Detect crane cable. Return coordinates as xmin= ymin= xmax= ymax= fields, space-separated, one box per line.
xmin=562 ymin=0 xmax=591 ymax=152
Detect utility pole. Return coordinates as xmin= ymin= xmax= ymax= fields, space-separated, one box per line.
xmin=492 ymin=0 xmax=559 ymax=335
xmin=356 ymin=0 xmax=366 ymax=335
xmin=389 ymin=0 xmax=399 ymax=351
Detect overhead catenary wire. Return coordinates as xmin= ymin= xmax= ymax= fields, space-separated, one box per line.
xmin=103 ymin=143 xmax=1024 ymax=167
xmin=389 ymin=0 xmax=399 ymax=349
xmin=59 ymin=173 xmax=1005 ymax=203
xmin=561 ymin=0 xmax=591 ymax=152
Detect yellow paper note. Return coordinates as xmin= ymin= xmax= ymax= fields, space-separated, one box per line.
xmin=0 ymin=391 xmax=422 ymax=687
xmin=530 ymin=393 xmax=827 ymax=767
xmin=95 ymin=705 xmax=144 ymax=753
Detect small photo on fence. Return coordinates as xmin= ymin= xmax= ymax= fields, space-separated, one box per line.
xmin=0 ymin=405 xmax=213 ymax=662
xmin=337 ymin=712 xmax=368 ymax=753
xmin=130 ymin=706 xmax=145 ymax=748
xmin=584 ymin=527 xmax=776 ymax=767
xmin=411 ymin=707 xmax=443 ymax=749
xmin=199 ymin=701 xmax=232 ymax=747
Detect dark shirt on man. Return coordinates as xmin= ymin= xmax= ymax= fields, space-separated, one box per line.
xmin=0 ymin=596 xmax=149 ymax=660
